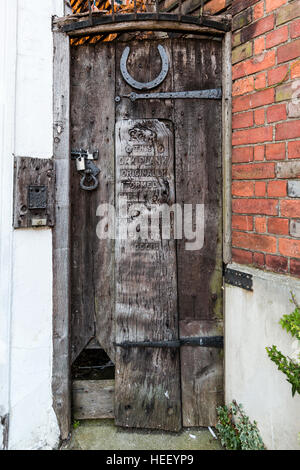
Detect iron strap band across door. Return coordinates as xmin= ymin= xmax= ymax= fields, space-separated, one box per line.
xmin=115 ymin=88 xmax=222 ymax=102
xmin=114 ymin=336 xmax=223 ymax=349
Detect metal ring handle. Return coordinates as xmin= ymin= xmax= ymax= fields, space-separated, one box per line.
xmin=120 ymin=45 xmax=169 ymax=90
xmin=80 ymin=173 xmax=99 ymax=191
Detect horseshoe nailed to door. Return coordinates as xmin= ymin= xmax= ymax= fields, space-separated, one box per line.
xmin=120 ymin=44 xmax=169 ymax=90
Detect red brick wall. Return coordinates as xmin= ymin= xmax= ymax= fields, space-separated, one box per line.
xmin=231 ymin=0 xmax=300 ymax=276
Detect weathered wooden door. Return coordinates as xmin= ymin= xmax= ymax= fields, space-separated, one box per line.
xmin=70 ymin=37 xmax=223 ymax=431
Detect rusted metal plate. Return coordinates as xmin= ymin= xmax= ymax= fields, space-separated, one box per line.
xmin=13 ymin=157 xmax=55 ymax=228
xmin=114 ymin=118 xmax=181 ymax=431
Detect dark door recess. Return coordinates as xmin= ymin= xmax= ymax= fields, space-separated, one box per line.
xmin=70 ymin=37 xmax=223 ymax=431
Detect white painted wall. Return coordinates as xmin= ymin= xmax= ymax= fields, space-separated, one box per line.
xmin=0 ymin=0 xmax=64 ymax=450
xmin=225 ymin=263 xmax=300 ymax=450
xmin=0 ymin=0 xmax=18 ymax=451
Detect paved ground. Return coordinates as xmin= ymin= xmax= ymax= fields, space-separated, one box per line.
xmin=64 ymin=419 xmax=222 ymax=450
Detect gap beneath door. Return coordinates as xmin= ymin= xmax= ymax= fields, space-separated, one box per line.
xmin=72 ymin=346 xmax=115 ymax=420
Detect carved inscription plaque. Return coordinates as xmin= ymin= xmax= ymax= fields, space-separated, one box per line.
xmin=115 ymin=119 xmax=181 ymax=431
xmin=115 ymin=119 xmax=177 ymax=327
xmin=116 ymin=120 xmax=173 ymax=209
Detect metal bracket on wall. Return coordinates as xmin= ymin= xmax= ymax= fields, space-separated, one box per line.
xmin=224 ymin=267 xmax=253 ymax=291
xmin=13 ymin=157 xmax=55 ymax=228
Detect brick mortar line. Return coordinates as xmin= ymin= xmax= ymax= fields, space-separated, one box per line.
xmin=232 ymin=58 xmax=299 ymax=81
xmin=233 ymin=57 xmax=300 ymax=89
xmin=233 ymin=106 xmax=293 ymax=117
xmin=232 ymin=246 xmax=300 ymax=260
xmin=233 ymin=137 xmax=300 ymax=147
xmin=232 ymin=83 xmax=300 ymax=101
xmin=232 ymin=3 xmax=300 ymax=41
xmin=232 ymin=117 xmax=295 ymax=130
xmin=232 ymin=9 xmax=275 ymax=36
xmin=232 ymin=139 xmax=300 ymax=148
xmin=232 ymin=19 xmax=300 ymax=57
xmin=233 ymin=220 xmax=300 ymax=226
xmin=232 ymin=137 xmax=300 ymax=147
xmin=232 ymin=156 xmax=299 ymax=162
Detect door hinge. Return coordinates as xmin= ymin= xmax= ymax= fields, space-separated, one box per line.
xmin=114 ymin=336 xmax=223 ymax=349
xmin=224 ymin=267 xmax=253 ymax=291
xmin=115 ymin=88 xmax=222 ymax=103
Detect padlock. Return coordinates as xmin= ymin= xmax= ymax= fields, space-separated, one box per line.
xmin=76 ymin=156 xmax=86 ymax=171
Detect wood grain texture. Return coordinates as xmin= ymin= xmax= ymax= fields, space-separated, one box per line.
xmin=55 ymin=20 xmax=226 ymax=37
xmin=13 ymin=157 xmax=55 ymax=228
xmin=70 ymin=37 xmax=224 ymax=429
xmin=222 ymin=32 xmax=232 ymax=265
xmin=114 ymin=118 xmax=181 ymax=431
xmin=114 ymin=40 xmax=182 ymax=431
xmin=172 ymin=38 xmax=223 ymax=426
xmin=52 ymin=31 xmax=71 ymax=441
xmin=72 ymin=380 xmax=114 ymax=419
xmin=70 ymin=42 xmax=116 ymax=363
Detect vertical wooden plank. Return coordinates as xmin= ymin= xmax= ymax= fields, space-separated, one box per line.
xmin=70 ymin=44 xmax=99 ymax=362
xmin=70 ymin=42 xmax=116 ymax=362
xmin=93 ymin=42 xmax=116 ymax=362
xmin=114 ymin=118 xmax=181 ymax=431
xmin=64 ymin=1 xmax=73 ymax=15
xmin=52 ymin=30 xmax=71 ymax=440
xmin=172 ymin=38 xmax=223 ymax=426
xmin=222 ymin=32 xmax=232 ymax=265
xmin=114 ymin=39 xmax=181 ymax=431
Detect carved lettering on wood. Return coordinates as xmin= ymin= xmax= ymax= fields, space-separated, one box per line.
xmin=114 ymin=119 xmax=181 ymax=431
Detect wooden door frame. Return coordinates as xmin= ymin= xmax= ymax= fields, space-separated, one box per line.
xmin=52 ymin=23 xmax=232 ymax=441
